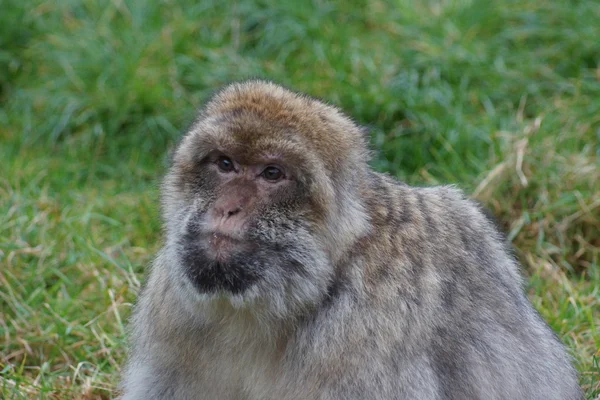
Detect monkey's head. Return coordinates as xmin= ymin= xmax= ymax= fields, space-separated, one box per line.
xmin=162 ymin=81 xmax=370 ymax=317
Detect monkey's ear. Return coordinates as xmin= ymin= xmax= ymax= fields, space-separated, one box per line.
xmin=359 ymin=124 xmax=378 ymax=148
xmin=164 ymin=127 xmax=190 ymax=169
xmin=164 ymin=145 xmax=177 ymax=169
xmin=358 ymin=125 xmax=371 ymax=140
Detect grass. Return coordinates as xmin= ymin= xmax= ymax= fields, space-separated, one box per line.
xmin=0 ymin=0 xmax=598 ymax=398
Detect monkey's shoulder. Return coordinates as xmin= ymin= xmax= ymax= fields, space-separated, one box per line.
xmin=366 ymin=172 xmax=502 ymax=242
xmin=359 ymin=173 xmax=520 ymax=296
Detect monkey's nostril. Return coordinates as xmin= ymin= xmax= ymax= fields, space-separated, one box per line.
xmin=227 ymin=207 xmax=241 ymax=217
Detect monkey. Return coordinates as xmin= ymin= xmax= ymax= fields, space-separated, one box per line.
xmin=120 ymin=80 xmax=582 ymax=400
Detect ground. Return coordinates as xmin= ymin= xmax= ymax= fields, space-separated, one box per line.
xmin=0 ymin=0 xmax=598 ymax=398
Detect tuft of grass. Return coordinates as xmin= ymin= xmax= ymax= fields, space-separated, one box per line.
xmin=1 ymin=0 xmax=598 ymax=398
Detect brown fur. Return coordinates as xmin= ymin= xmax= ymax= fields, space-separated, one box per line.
xmin=121 ymin=80 xmax=582 ymax=400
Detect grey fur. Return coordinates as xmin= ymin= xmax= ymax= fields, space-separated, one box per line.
xmin=120 ymin=81 xmax=582 ymax=400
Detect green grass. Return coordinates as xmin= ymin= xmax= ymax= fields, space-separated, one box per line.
xmin=1 ymin=0 xmax=598 ymax=398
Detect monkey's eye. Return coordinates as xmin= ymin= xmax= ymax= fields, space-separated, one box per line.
xmin=216 ymin=156 xmax=235 ymax=173
xmin=261 ymin=166 xmax=284 ymax=182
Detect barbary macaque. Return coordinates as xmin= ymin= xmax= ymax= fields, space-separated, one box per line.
xmin=120 ymin=80 xmax=581 ymax=399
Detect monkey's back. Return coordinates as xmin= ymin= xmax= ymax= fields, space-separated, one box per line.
xmin=287 ymin=173 xmax=581 ymax=399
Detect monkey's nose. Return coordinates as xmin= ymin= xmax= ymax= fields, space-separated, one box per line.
xmin=213 ymin=203 xmax=242 ymax=219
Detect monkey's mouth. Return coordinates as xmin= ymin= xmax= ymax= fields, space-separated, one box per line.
xmin=202 ymin=231 xmax=251 ymax=261
xmin=180 ymin=228 xmax=264 ymax=294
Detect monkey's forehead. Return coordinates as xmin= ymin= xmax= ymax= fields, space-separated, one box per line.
xmin=191 ymin=80 xmax=367 ymax=169
xmin=183 ymin=118 xmax=324 ymax=180
xmin=205 ymin=80 xmax=327 ymax=120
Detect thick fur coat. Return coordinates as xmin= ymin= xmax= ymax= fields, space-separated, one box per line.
xmin=121 ymin=81 xmax=581 ymax=400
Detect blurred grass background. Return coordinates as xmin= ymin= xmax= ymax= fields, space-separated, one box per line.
xmin=0 ymin=0 xmax=598 ymax=398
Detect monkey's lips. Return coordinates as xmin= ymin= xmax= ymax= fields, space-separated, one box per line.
xmin=203 ymin=231 xmax=250 ymax=260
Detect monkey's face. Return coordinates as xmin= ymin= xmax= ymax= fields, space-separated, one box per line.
xmin=178 ymin=150 xmax=315 ymax=294
xmin=161 ymin=81 xmax=370 ymax=316
xmin=163 ymin=117 xmax=338 ymax=316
